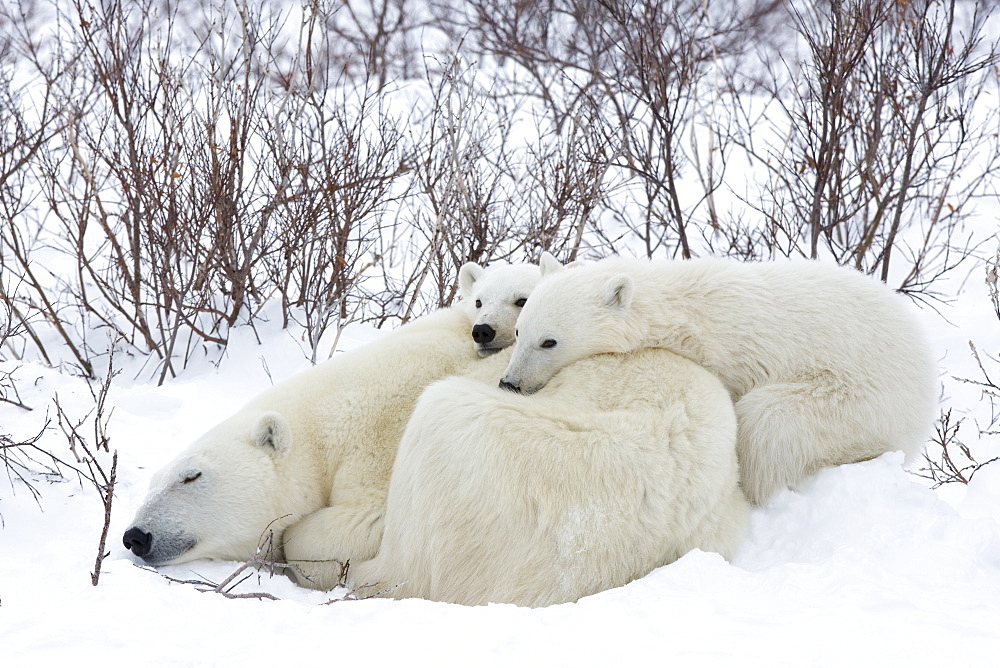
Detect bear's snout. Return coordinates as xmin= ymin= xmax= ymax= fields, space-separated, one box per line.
xmin=123 ymin=527 xmax=153 ymax=559
xmin=498 ymin=379 xmax=521 ymax=393
xmin=472 ymin=324 xmax=496 ymax=345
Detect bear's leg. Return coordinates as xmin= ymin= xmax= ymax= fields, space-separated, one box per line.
xmin=282 ymin=500 xmax=385 ymax=591
xmin=734 ymin=380 xmax=885 ymax=505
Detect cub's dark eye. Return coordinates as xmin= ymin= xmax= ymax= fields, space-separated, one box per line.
xmin=475 ymin=299 xmax=482 ymax=308
xmin=541 ymin=339 xmax=557 ymax=349
xmin=514 ymin=297 xmax=527 ymax=307
xmin=182 ymin=472 xmax=202 ymax=484
xmin=515 ymin=329 xmax=519 ymax=338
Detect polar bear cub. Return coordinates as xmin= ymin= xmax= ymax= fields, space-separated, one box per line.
xmin=500 ymin=257 xmax=937 ymax=505
xmin=348 ymin=347 xmax=749 ymax=607
xmin=123 ymin=255 xmax=558 ymax=573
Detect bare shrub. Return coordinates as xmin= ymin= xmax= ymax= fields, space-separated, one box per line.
xmin=41 ymin=0 xmax=298 ymax=380
xmin=0 ymin=272 xmax=58 ymax=518
xmin=518 ymin=106 xmax=619 ymax=262
xmin=442 ymin=0 xmax=796 ymax=262
xmin=918 ymin=405 xmax=998 ymax=488
xmin=441 ymin=0 xmax=616 ymax=128
xmin=53 ymin=351 xmax=118 ymax=585
xmin=0 ymin=0 xmax=83 ymax=373
xmin=323 ymin=0 xmax=430 ymax=91
xmin=0 ymin=420 xmax=53 ymax=511
xmin=0 ymin=294 xmax=34 ymax=411
xmin=589 ymin=0 xmax=735 ymax=259
xmin=957 ymin=342 xmax=1000 ymax=440
xmin=1 ymin=0 xmax=430 ymax=371
xmin=387 ymin=47 xmax=625 ymax=321
xmin=144 ymin=553 xmax=285 ymax=601
xmin=391 ymin=56 xmax=527 ymax=318
xmin=0 ymin=335 xmax=120 ymax=586
xmin=259 ymin=3 xmax=411 ymax=359
xmin=142 ymin=528 xmax=401 ymax=602
xmin=919 ymin=253 xmax=1000 ymax=486
xmin=264 ymin=86 xmax=409 ymax=360
xmin=733 ymin=0 xmax=1000 ymax=298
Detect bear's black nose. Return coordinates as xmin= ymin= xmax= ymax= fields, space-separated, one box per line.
xmin=472 ymin=324 xmax=496 ymax=344
xmin=123 ymin=527 xmax=153 ymax=558
xmin=499 ymin=380 xmax=521 ymax=393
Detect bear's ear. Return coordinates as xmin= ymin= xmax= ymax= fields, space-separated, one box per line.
xmin=250 ymin=411 xmax=291 ymax=456
xmin=603 ymin=274 xmax=634 ymax=310
xmin=538 ymin=251 xmax=564 ymax=277
xmin=458 ymin=262 xmax=485 ymax=298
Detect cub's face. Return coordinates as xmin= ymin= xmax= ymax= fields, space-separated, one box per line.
xmin=499 ymin=270 xmax=634 ymax=395
xmin=458 ymin=252 xmax=565 ymax=357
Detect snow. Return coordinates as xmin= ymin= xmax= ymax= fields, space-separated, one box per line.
xmin=2 ymin=282 xmax=999 ymax=665
xmin=1 ymin=3 xmax=998 ymax=657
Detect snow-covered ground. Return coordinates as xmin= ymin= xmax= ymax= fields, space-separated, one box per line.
xmin=2 ymin=261 xmax=998 ymax=666
xmin=2 ymin=0 xmax=999 ymax=661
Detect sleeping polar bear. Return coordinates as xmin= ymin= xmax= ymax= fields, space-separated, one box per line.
xmin=123 ymin=255 xmax=561 ymax=573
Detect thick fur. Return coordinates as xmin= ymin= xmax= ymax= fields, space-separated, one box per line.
xmin=124 ymin=258 xmax=553 ymax=582
xmin=349 ymin=348 xmax=749 ymax=607
xmin=500 ymin=257 xmax=937 ymax=505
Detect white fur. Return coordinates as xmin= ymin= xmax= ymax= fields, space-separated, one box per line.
xmin=124 ymin=258 xmax=553 ymax=579
xmin=349 ymin=348 xmax=749 ymax=607
xmin=500 ymin=257 xmax=937 ymax=505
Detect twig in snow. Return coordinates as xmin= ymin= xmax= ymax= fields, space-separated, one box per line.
xmin=137 ymin=519 xmax=299 ymax=601
xmin=320 ymin=559 xmax=407 ymax=604
xmin=52 ymin=350 xmax=118 ymax=585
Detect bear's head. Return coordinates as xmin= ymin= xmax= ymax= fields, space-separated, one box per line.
xmin=499 ymin=267 xmax=636 ymax=395
xmin=123 ymin=411 xmax=314 ymax=566
xmin=458 ymin=251 xmax=565 ymax=357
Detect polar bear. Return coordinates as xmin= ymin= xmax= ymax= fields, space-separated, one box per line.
xmin=123 ymin=256 xmax=557 ymax=571
xmin=459 ymin=252 xmax=563 ymax=355
xmin=499 ymin=257 xmax=937 ymax=505
xmin=347 ymin=347 xmax=749 ymax=607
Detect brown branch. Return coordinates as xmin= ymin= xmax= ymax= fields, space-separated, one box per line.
xmin=52 ymin=348 xmax=118 ymax=585
xmin=321 ymin=559 xmax=406 ymax=604
xmin=89 ymin=450 xmax=117 ymax=586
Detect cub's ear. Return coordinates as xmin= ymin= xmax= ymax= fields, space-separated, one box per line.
xmin=603 ymin=274 xmax=634 ymax=310
xmin=538 ymin=251 xmax=564 ymax=277
xmin=458 ymin=262 xmax=485 ymax=298
xmin=251 ymin=411 xmax=292 ymax=455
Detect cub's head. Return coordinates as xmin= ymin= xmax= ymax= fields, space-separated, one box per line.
xmin=122 ymin=411 xmax=303 ymax=566
xmin=458 ymin=251 xmax=566 ymax=357
xmin=499 ymin=268 xmax=635 ymax=395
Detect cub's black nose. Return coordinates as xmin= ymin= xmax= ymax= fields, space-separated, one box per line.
xmin=472 ymin=324 xmax=496 ymax=344
xmin=499 ymin=380 xmax=521 ymax=393
xmin=123 ymin=527 xmax=152 ymax=558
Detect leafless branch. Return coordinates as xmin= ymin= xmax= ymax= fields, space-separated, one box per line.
xmin=52 ymin=349 xmax=118 ymax=585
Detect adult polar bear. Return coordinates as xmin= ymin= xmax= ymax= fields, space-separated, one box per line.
xmin=122 ymin=255 xmax=556 ymax=570
xmin=347 ymin=347 xmax=749 ymax=607
xmin=499 ymin=257 xmax=937 ymax=505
